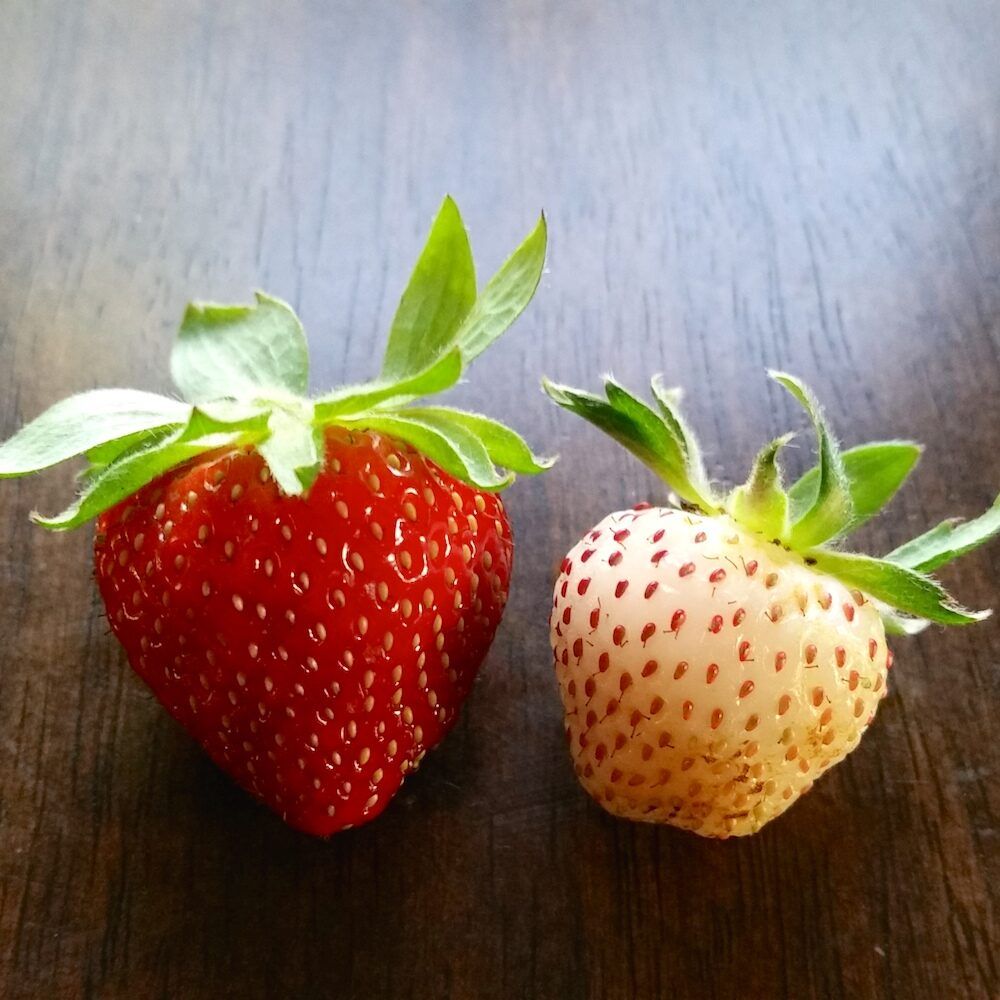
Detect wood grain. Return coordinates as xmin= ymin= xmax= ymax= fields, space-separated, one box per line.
xmin=1 ymin=1 xmax=997 ymax=997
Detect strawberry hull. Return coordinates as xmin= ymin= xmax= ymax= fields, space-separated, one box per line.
xmin=94 ymin=429 xmax=512 ymax=836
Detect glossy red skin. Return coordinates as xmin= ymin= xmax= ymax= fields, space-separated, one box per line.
xmin=94 ymin=428 xmax=512 ymax=835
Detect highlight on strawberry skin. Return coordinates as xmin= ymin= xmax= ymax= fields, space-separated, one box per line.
xmin=0 ymin=197 xmax=553 ymax=837
xmin=544 ymin=371 xmax=998 ymax=838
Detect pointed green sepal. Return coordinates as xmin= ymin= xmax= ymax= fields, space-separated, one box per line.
xmin=649 ymin=378 xmax=703 ymax=474
xmin=81 ymin=426 xmax=179 ymax=485
xmin=886 ymin=494 xmax=1000 ymax=573
xmin=0 ymin=390 xmax=191 ymax=478
xmin=454 ymin=213 xmax=547 ymax=364
xmin=338 ymin=412 xmax=513 ymax=491
xmin=171 ymin=292 xmax=309 ymax=404
xmin=770 ymin=372 xmax=853 ymax=548
xmin=809 ymin=548 xmax=989 ymax=625
xmin=790 ymin=440 xmax=922 ymax=535
xmin=404 ymin=406 xmax=554 ymax=474
xmin=648 ymin=376 xmax=716 ymax=507
xmin=727 ymin=433 xmax=794 ymax=538
xmin=314 ymin=349 xmax=463 ymax=421
xmin=257 ymin=404 xmax=323 ymax=496
xmin=602 ymin=377 xmax=700 ymax=498
xmin=380 ymin=199 xmax=546 ymax=380
xmin=32 ymin=406 xmax=270 ymax=531
xmin=542 ymin=376 xmax=716 ymax=511
xmin=380 ymin=196 xmax=476 ymax=380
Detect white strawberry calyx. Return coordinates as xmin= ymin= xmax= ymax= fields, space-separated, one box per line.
xmin=543 ymin=370 xmax=999 ymax=633
xmin=0 ymin=197 xmax=554 ymax=530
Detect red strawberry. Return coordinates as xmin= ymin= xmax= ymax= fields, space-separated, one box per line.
xmin=1 ymin=197 xmax=551 ymax=835
xmin=95 ymin=429 xmax=512 ymax=833
xmin=544 ymin=370 xmax=998 ymax=836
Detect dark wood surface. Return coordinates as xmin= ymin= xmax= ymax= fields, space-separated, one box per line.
xmin=1 ymin=2 xmax=998 ymax=997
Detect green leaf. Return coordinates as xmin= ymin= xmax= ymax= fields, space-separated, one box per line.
xmin=542 ymin=377 xmax=716 ymax=511
xmin=257 ymin=406 xmax=322 ymax=496
xmin=0 ymin=390 xmax=191 ymax=478
xmin=33 ymin=407 xmax=270 ymax=531
xmin=404 ymin=406 xmax=553 ymax=474
xmin=79 ymin=403 xmax=267 ymax=485
xmin=543 ymin=378 xmax=679 ymax=487
xmin=649 ymin=378 xmax=691 ymax=458
xmin=81 ymin=425 xmax=180 ymax=488
xmin=809 ymin=549 xmax=989 ymax=625
xmin=85 ymin=426 xmax=176 ymax=470
xmin=603 ymin=378 xmax=690 ymax=482
xmin=454 ymin=213 xmax=547 ymax=364
xmin=727 ymin=433 xmax=793 ymax=538
xmin=790 ymin=441 xmax=922 ymax=531
xmin=170 ymin=291 xmax=309 ymax=404
xmin=770 ymin=372 xmax=853 ymax=548
xmin=314 ymin=348 xmax=463 ymax=422
xmin=887 ymin=494 xmax=1000 ymax=573
xmin=339 ymin=412 xmax=511 ymax=491
xmin=381 ymin=196 xmax=476 ymax=380
xmin=650 ymin=375 xmax=714 ymax=506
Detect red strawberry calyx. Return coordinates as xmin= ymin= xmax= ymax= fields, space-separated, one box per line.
xmin=543 ymin=369 xmax=998 ymax=633
xmin=0 ymin=197 xmax=554 ymax=528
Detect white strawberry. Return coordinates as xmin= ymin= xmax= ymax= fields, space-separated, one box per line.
xmin=544 ymin=371 xmax=999 ymax=837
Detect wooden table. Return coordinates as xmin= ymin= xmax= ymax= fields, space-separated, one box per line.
xmin=2 ymin=2 xmax=997 ymax=997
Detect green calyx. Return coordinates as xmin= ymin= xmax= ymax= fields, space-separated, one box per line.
xmin=543 ymin=369 xmax=998 ymax=633
xmin=0 ymin=197 xmax=553 ymax=530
